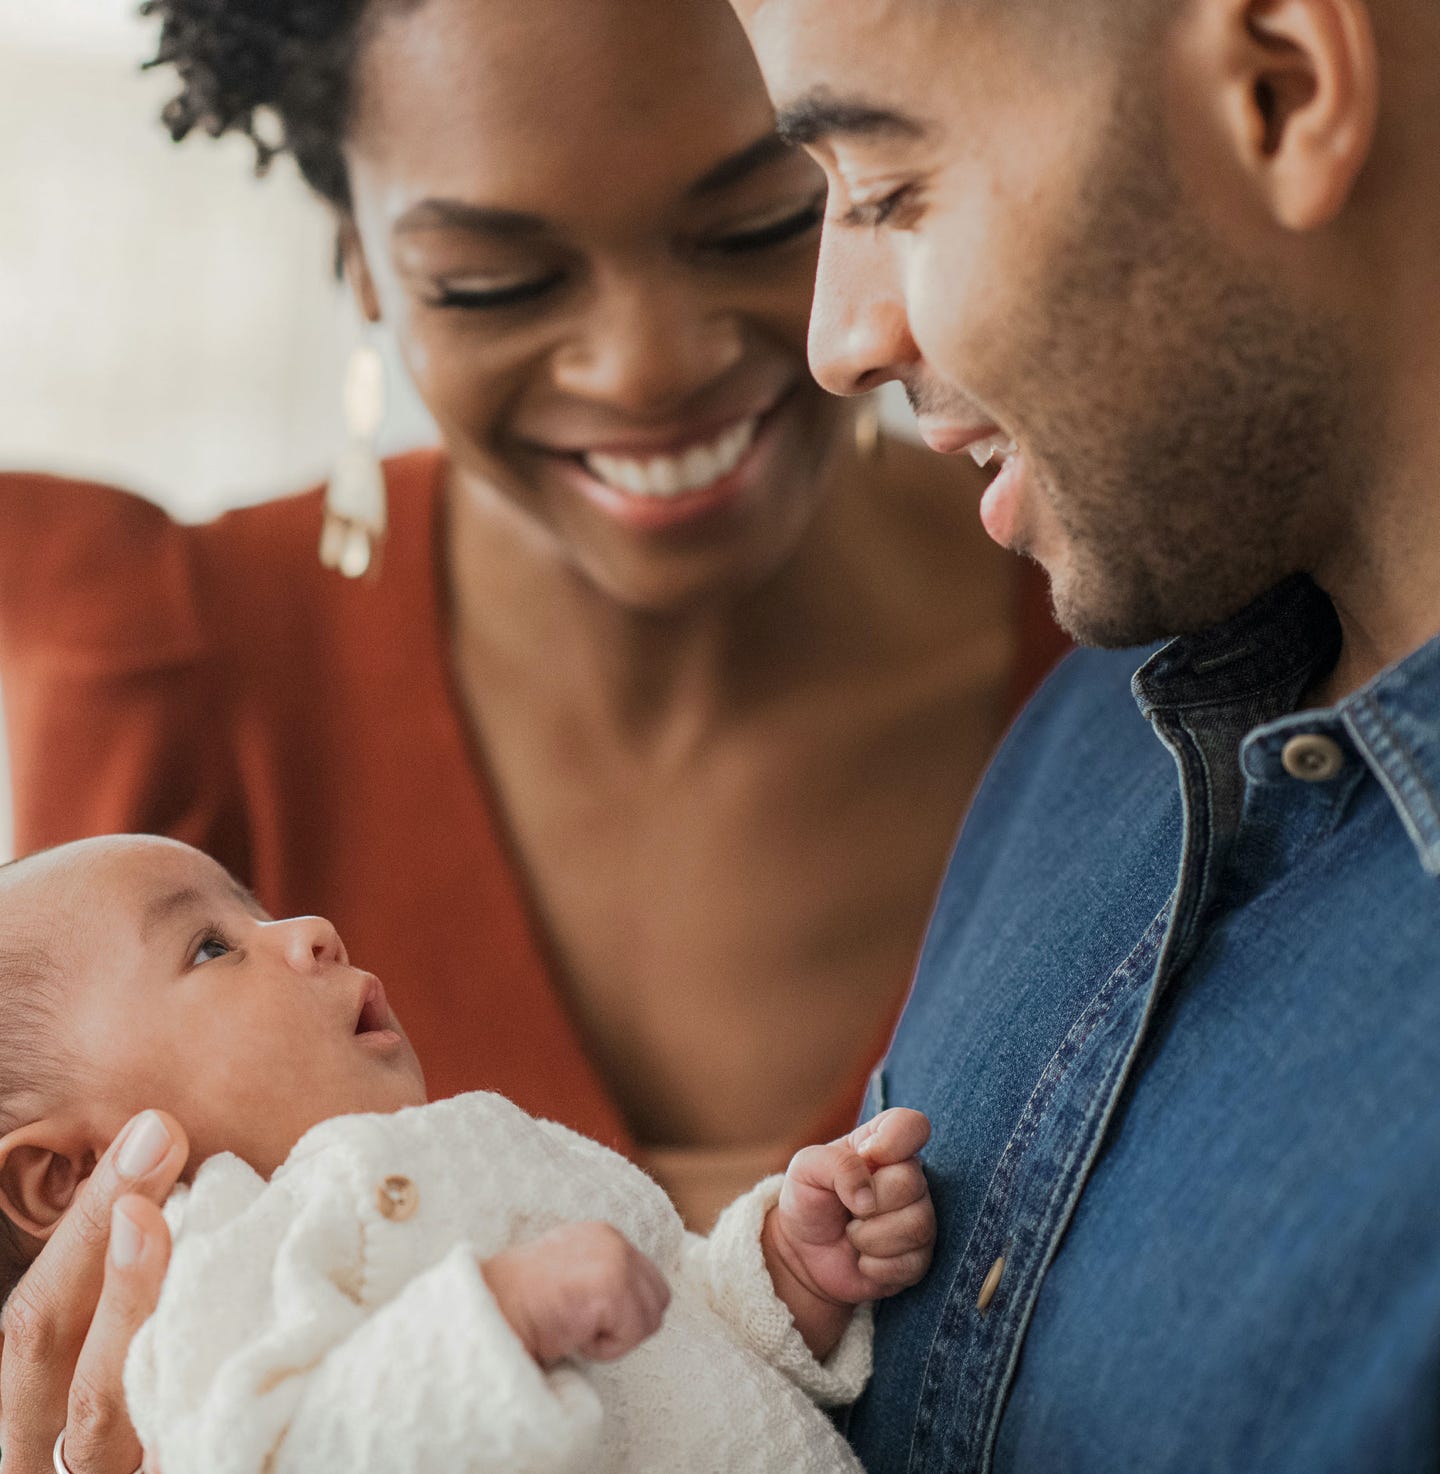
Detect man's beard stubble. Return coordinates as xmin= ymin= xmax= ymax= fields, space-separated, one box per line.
xmin=1016 ymin=88 xmax=1363 ymax=648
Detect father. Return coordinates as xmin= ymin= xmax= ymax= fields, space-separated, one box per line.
xmin=730 ymin=0 xmax=1440 ymax=1470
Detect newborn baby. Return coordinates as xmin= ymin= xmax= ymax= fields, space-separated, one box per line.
xmin=0 ymin=836 xmax=935 ymax=1474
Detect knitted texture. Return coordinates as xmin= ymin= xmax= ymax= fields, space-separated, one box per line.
xmin=125 ymin=1093 xmax=866 ymax=1473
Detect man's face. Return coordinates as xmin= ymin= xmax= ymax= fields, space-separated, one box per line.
xmin=734 ymin=0 xmax=1358 ymax=645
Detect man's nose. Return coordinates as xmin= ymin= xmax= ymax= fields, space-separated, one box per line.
xmin=807 ymin=225 xmax=920 ymax=398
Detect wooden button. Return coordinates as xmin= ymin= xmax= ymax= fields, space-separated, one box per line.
xmin=977 ymin=1255 xmax=1006 ymax=1314
xmin=1281 ymin=734 xmax=1344 ymax=783
xmin=376 ymin=1175 xmax=419 ymax=1221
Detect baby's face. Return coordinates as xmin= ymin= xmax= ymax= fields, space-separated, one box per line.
xmin=7 ymin=836 xmax=427 ymax=1177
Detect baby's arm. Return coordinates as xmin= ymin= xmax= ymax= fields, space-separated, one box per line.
xmin=679 ymin=1108 xmax=935 ymax=1407
xmin=763 ymin=1108 xmax=935 ymax=1359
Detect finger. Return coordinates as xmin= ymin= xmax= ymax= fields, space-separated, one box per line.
xmin=584 ymin=1281 xmax=661 ymax=1363
xmin=779 ymin=1144 xmax=862 ymax=1241
xmin=62 ymin=1197 xmax=171 ymax=1474
xmin=856 ymin=1245 xmax=934 ymax=1294
xmin=845 ymin=1196 xmax=937 ymax=1257
xmin=866 ymin=1159 xmax=931 ymax=1214
xmin=635 ymin=1257 xmax=671 ymax=1330
xmin=851 ymin=1108 xmax=931 ymax=1168
xmin=0 ymin=1112 xmax=186 ymax=1471
xmin=789 ymin=1140 xmax=876 ymax=1217
xmin=828 ymin=1145 xmax=877 ymax=1218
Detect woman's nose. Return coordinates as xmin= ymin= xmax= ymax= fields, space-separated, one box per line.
xmin=807 ymin=224 xmax=919 ymax=398
xmin=269 ymin=914 xmax=348 ymax=972
xmin=549 ymin=270 xmax=745 ymax=414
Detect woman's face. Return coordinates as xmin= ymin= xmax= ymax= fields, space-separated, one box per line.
xmin=342 ymin=0 xmax=846 ymax=611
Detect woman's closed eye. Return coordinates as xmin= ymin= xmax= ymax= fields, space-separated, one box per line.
xmin=704 ymin=192 xmax=827 ymax=256
xmin=428 ymin=271 xmax=565 ymax=312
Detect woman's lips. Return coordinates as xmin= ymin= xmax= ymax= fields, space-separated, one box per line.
xmin=543 ymin=395 xmax=792 ymax=533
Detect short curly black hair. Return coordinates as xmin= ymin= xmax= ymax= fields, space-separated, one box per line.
xmin=140 ymin=0 xmax=414 ymax=210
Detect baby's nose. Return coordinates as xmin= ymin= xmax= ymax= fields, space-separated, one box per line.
xmin=274 ymin=914 xmax=348 ymax=971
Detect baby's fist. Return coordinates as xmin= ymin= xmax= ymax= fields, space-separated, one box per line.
xmin=770 ymin=1108 xmax=935 ymax=1313
xmin=482 ymin=1221 xmax=670 ymax=1368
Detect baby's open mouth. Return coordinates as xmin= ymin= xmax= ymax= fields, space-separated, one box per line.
xmin=354 ymin=976 xmax=392 ymax=1035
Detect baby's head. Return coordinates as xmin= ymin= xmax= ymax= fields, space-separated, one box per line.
xmin=0 ymin=835 xmax=426 ymax=1301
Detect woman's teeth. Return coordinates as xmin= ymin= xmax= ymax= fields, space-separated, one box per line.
xmin=968 ymin=434 xmax=1018 ymax=469
xmin=583 ymin=417 xmax=758 ymax=498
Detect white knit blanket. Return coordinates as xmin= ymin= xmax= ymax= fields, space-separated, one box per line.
xmin=125 ymin=1092 xmax=869 ymax=1473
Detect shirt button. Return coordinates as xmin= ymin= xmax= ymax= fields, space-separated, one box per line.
xmin=376 ymin=1175 xmax=419 ymax=1221
xmin=1281 ymin=734 xmax=1345 ymax=783
xmin=977 ymin=1255 xmax=1006 ymax=1314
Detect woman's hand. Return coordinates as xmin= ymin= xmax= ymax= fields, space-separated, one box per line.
xmin=481 ymin=1221 xmax=670 ymax=1369
xmin=0 ymin=1111 xmax=186 ymax=1474
xmin=763 ymin=1107 xmax=935 ymax=1360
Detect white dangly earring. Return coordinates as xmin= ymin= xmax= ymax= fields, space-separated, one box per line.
xmin=320 ymin=339 xmax=388 ymax=578
xmin=853 ymin=391 xmax=883 ymax=460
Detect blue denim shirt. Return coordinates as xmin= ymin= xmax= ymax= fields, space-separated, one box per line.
xmin=849 ymin=577 xmax=1440 ymax=1474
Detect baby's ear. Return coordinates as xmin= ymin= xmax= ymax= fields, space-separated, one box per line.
xmin=0 ymin=1119 xmax=95 ymax=1241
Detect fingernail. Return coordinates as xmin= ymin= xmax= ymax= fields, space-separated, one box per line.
xmin=855 ymin=1185 xmax=877 ymax=1215
xmin=110 ymin=1203 xmax=145 ymax=1267
xmin=117 ymin=1111 xmax=171 ymax=1180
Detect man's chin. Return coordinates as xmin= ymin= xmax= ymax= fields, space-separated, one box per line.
xmin=1048 ymin=559 xmax=1195 ymax=651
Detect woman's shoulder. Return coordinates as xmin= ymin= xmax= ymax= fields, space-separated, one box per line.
xmin=0 ymin=471 xmax=205 ymax=662
xmin=0 ymin=450 xmax=444 ymax=659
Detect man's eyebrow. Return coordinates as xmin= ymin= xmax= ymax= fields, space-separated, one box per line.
xmin=393 ymin=199 xmax=550 ymax=238
xmin=141 ymin=878 xmax=264 ymax=942
xmin=773 ymin=93 xmax=930 ymax=149
xmin=687 ymin=133 xmax=797 ymax=197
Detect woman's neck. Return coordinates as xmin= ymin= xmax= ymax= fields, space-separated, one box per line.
xmin=441 ymin=446 xmax=882 ymax=751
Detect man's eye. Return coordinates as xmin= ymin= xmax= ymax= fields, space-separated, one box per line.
xmin=707 ymin=195 xmax=826 ymax=255
xmin=839 ymin=184 xmax=920 ymax=231
xmin=427 ymin=274 xmax=562 ymax=311
xmin=192 ymin=934 xmax=232 ymax=965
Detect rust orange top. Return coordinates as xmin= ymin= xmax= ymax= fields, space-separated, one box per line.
xmin=0 ymin=452 xmax=1068 ymax=1209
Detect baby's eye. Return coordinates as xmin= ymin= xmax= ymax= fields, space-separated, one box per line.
xmin=192 ymin=934 xmax=232 ymax=965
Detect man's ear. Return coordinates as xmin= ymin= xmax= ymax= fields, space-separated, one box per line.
xmin=1197 ymin=0 xmax=1379 ymax=229
xmin=0 ymin=1119 xmax=96 ymax=1242
xmin=338 ymin=217 xmax=384 ymax=325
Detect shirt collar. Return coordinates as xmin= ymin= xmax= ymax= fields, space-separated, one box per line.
xmin=1130 ymin=575 xmax=1440 ymax=878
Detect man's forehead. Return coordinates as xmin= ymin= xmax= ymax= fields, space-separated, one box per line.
xmin=735 ymin=0 xmax=965 ymax=129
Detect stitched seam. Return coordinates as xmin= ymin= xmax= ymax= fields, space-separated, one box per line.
xmin=1344 ymin=696 xmax=1440 ymax=875
xmin=908 ymin=903 xmax=1172 ymax=1473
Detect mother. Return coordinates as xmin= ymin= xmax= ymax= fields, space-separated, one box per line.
xmin=0 ymin=0 xmax=1059 ymax=1466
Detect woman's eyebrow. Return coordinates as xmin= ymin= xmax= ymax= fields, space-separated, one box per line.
xmin=392 ymin=199 xmax=551 ymax=238
xmin=687 ymin=133 xmax=795 ymax=198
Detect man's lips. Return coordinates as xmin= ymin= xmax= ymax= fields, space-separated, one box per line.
xmin=916 ymin=419 xmax=1006 ymax=457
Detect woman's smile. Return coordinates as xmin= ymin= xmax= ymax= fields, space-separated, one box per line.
xmin=520 ymin=389 xmax=800 ymax=534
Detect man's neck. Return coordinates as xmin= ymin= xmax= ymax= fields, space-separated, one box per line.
xmin=1309 ymin=389 xmax=1440 ymax=706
